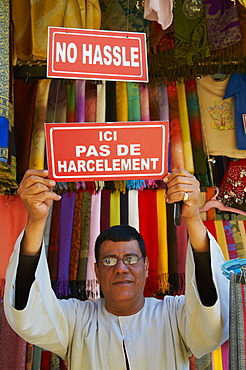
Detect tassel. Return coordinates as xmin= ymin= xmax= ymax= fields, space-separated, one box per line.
xmin=126 ymin=179 xmax=146 ymax=190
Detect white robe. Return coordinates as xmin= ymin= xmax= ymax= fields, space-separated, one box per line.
xmin=4 ymin=231 xmax=229 ymax=370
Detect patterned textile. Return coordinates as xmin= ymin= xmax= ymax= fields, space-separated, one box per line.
xmin=127 ymin=82 xmax=141 ymax=121
xmin=0 ymin=301 xmax=27 ymax=369
xmin=229 ymin=272 xmax=246 ymax=370
xmin=185 ymin=78 xmax=209 ymax=187
xmin=139 ymin=83 xmax=150 ymax=121
xmin=237 ymin=0 xmax=246 ymax=57
xmin=100 ymin=0 xmax=148 ymax=33
xmin=173 ymin=0 xmax=210 ymax=66
xmin=75 ymin=80 xmax=86 ymax=122
xmin=204 ymin=0 xmax=241 ymax=51
xmin=47 ymin=79 xmax=67 ymax=124
xmin=85 ymin=81 xmax=97 ymax=122
xmin=67 ymin=81 xmax=76 ymax=123
xmin=116 ymin=82 xmax=128 ymax=122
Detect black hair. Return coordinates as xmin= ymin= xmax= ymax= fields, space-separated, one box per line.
xmin=95 ymin=225 xmax=146 ymax=262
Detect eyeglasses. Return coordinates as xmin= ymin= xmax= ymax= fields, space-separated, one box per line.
xmin=98 ymin=255 xmax=144 ymax=267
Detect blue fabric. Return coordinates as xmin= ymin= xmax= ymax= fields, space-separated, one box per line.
xmin=224 ymin=73 xmax=246 ymax=150
xmin=0 ymin=116 xmax=9 ymax=162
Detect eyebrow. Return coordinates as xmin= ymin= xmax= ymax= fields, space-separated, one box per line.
xmin=101 ymin=252 xmax=140 ymax=259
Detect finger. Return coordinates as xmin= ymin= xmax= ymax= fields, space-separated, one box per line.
xmin=18 ymin=174 xmax=56 ymax=195
xmin=21 ymin=169 xmax=49 ymax=182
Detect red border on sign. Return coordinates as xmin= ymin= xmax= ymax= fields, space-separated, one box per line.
xmin=47 ymin=27 xmax=148 ymax=82
xmin=45 ymin=121 xmax=168 ymax=182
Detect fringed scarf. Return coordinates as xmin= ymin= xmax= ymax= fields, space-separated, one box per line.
xmin=86 ymin=191 xmax=101 ymax=300
xmin=0 ymin=301 xmax=27 ymax=369
xmin=139 ymin=83 xmax=150 ymax=121
xmin=176 ymin=79 xmax=194 ymax=174
xmin=156 ymin=188 xmax=169 ymax=294
xmin=57 ymin=192 xmax=76 ymax=298
xmin=47 ymin=79 xmax=67 ymax=124
xmin=69 ymin=191 xmax=83 ymax=297
xmin=185 ymin=78 xmax=209 ymax=188
xmin=96 ymin=80 xmax=106 ymax=123
xmin=0 ymin=195 xmax=28 ymax=298
xmin=149 ymin=82 xmax=160 ymax=121
xmin=77 ymin=191 xmax=92 ymax=300
xmin=120 ymin=191 xmax=128 ymax=225
xmin=29 ymin=79 xmax=51 ymax=170
xmin=100 ymin=189 xmax=110 ymax=231
xmin=138 ymin=189 xmax=159 ymax=296
xmin=127 ymin=82 xmax=141 ymax=121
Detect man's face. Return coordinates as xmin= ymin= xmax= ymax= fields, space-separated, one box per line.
xmin=95 ymin=239 xmax=149 ymax=316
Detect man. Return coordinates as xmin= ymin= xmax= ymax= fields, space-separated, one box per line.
xmin=4 ymin=169 xmax=229 ymax=369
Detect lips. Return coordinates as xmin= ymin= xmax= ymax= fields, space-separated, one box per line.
xmin=112 ymin=280 xmax=132 ymax=286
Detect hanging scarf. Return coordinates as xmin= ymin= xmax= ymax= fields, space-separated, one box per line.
xmin=57 ymin=192 xmax=76 ymax=298
xmin=211 ymin=347 xmax=223 ymax=370
xmin=229 ymin=272 xmax=246 ymax=370
xmin=0 ymin=195 xmax=28 ymax=298
xmin=110 ymin=191 xmax=121 ymax=226
xmin=96 ymin=80 xmax=106 ymax=123
xmin=14 ymin=79 xmax=38 ymax=180
xmin=237 ymin=0 xmax=246 ymax=57
xmin=86 ymin=191 xmax=101 ymax=300
xmin=0 ymin=301 xmax=27 ymax=369
xmin=230 ymin=220 xmax=246 ymax=259
xmin=69 ymin=191 xmax=83 ymax=296
xmin=175 ymin=217 xmax=188 ymax=295
xmin=47 ymin=79 xmax=67 ymax=124
xmin=85 ymin=80 xmax=97 ymax=122
xmin=139 ymin=83 xmax=150 ymax=122
xmin=148 ymin=82 xmax=160 ymax=121
xmin=47 ymin=199 xmax=61 ymax=289
xmin=166 ymin=203 xmax=178 ymax=295
xmin=156 ymin=188 xmax=169 ymax=294
xmin=203 ymin=0 xmax=241 ymax=51
xmin=41 ymin=350 xmax=50 ymax=370
xmin=75 ymin=80 xmax=86 ymax=122
xmin=138 ymin=189 xmax=159 ymax=296
xmin=67 ymin=81 xmax=76 ymax=123
xmin=128 ymin=189 xmax=139 ymax=231
xmin=173 ymin=0 xmax=210 ymax=67
xmin=100 ymin=189 xmax=110 ymax=231
xmin=116 ymin=81 xmax=128 ymax=122
xmin=167 ymin=81 xmax=185 ymax=171
xmin=86 ymin=0 xmax=101 ymax=29
xmin=106 ymin=81 xmax=116 ymax=122
xmin=120 ymin=191 xmax=129 ymax=225
xmin=214 ymin=220 xmax=230 ymax=261
xmin=158 ymin=84 xmax=169 ymax=121
xmin=100 ymin=0 xmax=148 ymax=33
xmin=77 ymin=191 xmax=92 ymax=299
xmin=29 ymin=79 xmax=51 ymax=170
xmin=223 ymin=220 xmax=238 ymax=260
xmin=127 ymin=82 xmax=141 ymax=121
xmin=185 ymin=78 xmax=209 ymax=187
xmin=176 ymin=79 xmax=194 ymax=174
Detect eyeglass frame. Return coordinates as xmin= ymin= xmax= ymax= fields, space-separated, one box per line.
xmin=97 ymin=255 xmax=145 ymax=267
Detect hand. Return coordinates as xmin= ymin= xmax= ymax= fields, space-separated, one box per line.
xmin=18 ymin=169 xmax=61 ymax=224
xmin=164 ymin=169 xmax=201 ymax=221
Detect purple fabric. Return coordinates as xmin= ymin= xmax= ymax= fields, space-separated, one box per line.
xmin=204 ymin=0 xmax=241 ymax=50
xmin=57 ymin=192 xmax=76 ymax=298
xmin=75 ymin=80 xmax=86 ymax=122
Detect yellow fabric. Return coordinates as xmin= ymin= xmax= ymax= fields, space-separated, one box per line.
xmin=29 ymin=79 xmax=52 ymax=170
xmin=212 ymin=346 xmax=223 ymax=370
xmin=214 ymin=221 xmax=230 ymax=261
xmin=156 ymin=189 xmax=169 ymax=293
xmin=239 ymin=220 xmax=246 ymax=257
xmin=110 ymin=191 xmax=120 ymax=226
xmin=176 ymin=79 xmax=194 ymax=174
xmin=116 ymin=82 xmax=128 ymax=122
xmin=12 ymin=0 xmax=101 ymax=61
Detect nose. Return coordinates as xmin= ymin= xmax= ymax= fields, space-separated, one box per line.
xmin=114 ymin=259 xmax=129 ymax=273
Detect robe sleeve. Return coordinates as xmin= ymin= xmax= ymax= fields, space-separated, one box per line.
xmin=184 ymin=231 xmax=229 ymax=358
xmin=3 ymin=230 xmax=81 ymax=360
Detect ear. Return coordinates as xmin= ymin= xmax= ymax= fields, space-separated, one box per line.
xmin=94 ymin=262 xmax=100 ymax=284
xmin=144 ymin=257 xmax=149 ymax=278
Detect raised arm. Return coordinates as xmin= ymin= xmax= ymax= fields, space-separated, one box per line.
xmin=17 ymin=169 xmax=61 ymax=255
xmin=164 ymin=169 xmax=217 ymax=306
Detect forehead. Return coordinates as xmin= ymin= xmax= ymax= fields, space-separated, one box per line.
xmin=99 ymin=239 xmax=140 ymax=257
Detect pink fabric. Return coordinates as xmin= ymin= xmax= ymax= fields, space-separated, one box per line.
xmin=86 ymin=191 xmax=101 ymax=300
xmin=139 ymin=83 xmax=150 ymax=121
